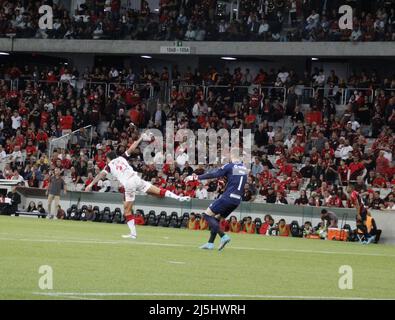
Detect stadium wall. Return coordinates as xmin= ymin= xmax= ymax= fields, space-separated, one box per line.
xmin=14 ymin=188 xmax=395 ymax=244
xmin=1 ymin=39 xmax=395 ymax=56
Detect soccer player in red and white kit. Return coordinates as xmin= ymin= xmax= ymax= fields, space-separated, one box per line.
xmin=85 ymin=133 xmax=190 ymax=239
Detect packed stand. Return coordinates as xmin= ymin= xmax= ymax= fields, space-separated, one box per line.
xmin=0 ymin=63 xmax=395 ymax=212
xmin=0 ymin=0 xmax=394 ymax=41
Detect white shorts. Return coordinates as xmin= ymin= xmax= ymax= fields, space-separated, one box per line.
xmin=123 ymin=175 xmax=152 ymax=202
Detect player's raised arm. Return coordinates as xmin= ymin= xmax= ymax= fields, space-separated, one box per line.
xmin=85 ymin=170 xmax=108 ymax=192
xmin=125 ymin=131 xmax=153 ymax=157
xmin=125 ymin=135 xmax=144 ymax=157
xmin=185 ymin=165 xmax=228 ymax=183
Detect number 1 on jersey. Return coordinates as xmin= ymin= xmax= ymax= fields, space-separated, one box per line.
xmin=237 ymin=176 xmax=244 ymax=191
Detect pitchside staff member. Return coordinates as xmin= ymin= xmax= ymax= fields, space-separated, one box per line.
xmin=47 ymin=168 xmax=67 ymax=219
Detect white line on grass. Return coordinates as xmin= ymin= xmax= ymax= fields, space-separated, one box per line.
xmin=0 ymin=237 xmax=394 ymax=258
xmin=167 ymin=261 xmax=186 ymax=264
xmin=52 ymin=294 xmax=99 ymax=300
xmin=32 ymin=291 xmax=394 ymax=300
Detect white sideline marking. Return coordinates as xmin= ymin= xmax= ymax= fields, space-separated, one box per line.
xmin=0 ymin=236 xmax=394 ymax=258
xmin=167 ymin=261 xmax=186 ymax=265
xmin=54 ymin=295 xmax=99 ymax=300
xmin=32 ymin=291 xmax=393 ymax=300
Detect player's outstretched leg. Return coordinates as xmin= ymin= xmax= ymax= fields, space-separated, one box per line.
xmin=122 ymin=202 xmax=137 ymax=239
xmin=147 ymin=185 xmax=191 ymax=202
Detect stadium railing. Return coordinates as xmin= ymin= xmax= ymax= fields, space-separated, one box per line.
xmin=343 ymin=88 xmax=375 ymax=104
xmin=48 ymin=125 xmax=94 ymax=159
xmin=7 ymin=76 xmax=387 ymax=107
xmin=0 ymin=153 xmax=27 ymax=173
xmin=315 ymin=87 xmax=345 ymax=105
xmin=0 ymin=79 xmax=15 ymax=90
xmin=289 ymin=86 xmax=315 ymax=105
xmin=384 ymin=88 xmax=395 ymax=97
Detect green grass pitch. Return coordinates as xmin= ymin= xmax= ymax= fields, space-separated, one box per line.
xmin=1 ymin=215 xmax=395 ymax=300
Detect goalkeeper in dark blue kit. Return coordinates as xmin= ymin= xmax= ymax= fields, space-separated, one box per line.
xmin=185 ymin=151 xmax=248 ymax=251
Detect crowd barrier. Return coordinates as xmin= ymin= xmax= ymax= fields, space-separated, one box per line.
xmin=2 ymin=77 xmax=391 ymax=106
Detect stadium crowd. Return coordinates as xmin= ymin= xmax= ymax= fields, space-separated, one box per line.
xmin=0 ymin=62 xmax=395 ymax=212
xmin=0 ymin=0 xmax=394 ymax=41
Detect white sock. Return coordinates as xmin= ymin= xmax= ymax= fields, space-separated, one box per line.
xmin=165 ymin=190 xmax=180 ymax=200
xmin=127 ymin=219 xmax=137 ymax=237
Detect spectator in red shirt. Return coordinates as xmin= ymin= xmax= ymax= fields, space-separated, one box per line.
xmin=375 ymin=151 xmax=390 ymax=177
xmin=84 ymin=172 xmax=98 ymax=191
xmin=259 ymin=215 xmax=274 ymax=235
xmin=184 ymin=185 xmax=196 ymax=198
xmin=348 ymin=157 xmax=367 ymax=183
xmin=290 ymin=141 xmax=305 ymax=163
xmin=372 ymin=173 xmax=388 ymax=188
xmin=36 ymin=128 xmax=48 ymax=152
xmin=129 ymin=105 xmax=141 ymax=126
xmin=42 ymin=174 xmax=50 ymax=189
xmin=40 ymin=108 xmax=50 ymax=128
xmin=25 ymin=140 xmax=37 ymax=157
xmin=59 ymin=110 xmax=74 ymax=135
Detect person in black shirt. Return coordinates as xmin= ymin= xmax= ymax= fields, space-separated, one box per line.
xmin=261 ymin=155 xmax=274 ymax=169
xmin=295 ymin=190 xmax=309 ymax=205
xmin=182 ymin=162 xmax=194 ymax=176
xmin=300 ymin=159 xmax=314 ymax=178
xmin=207 ymin=180 xmax=217 ymax=193
xmin=266 ymin=188 xmax=277 ymax=204
xmin=5 ymin=186 xmax=21 ymax=216
xmin=369 ymin=191 xmax=385 ymax=210
xmin=291 ymin=105 xmax=305 ymax=123
xmin=323 ymin=161 xmax=338 ymax=184
xmin=242 ymin=188 xmax=253 ymax=202
xmin=254 ymin=123 xmax=268 ymax=149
